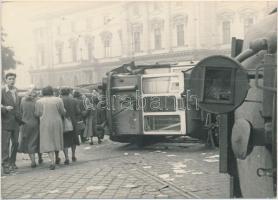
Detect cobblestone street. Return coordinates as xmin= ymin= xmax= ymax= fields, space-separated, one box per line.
xmin=1 ymin=136 xmax=230 ymax=199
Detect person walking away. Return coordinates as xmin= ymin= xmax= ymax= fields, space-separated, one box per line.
xmin=73 ymin=91 xmax=87 ymax=143
xmin=83 ymin=94 xmax=97 ymax=145
xmin=60 ymin=88 xmax=81 ymax=164
xmin=18 ymin=87 xmax=42 ymax=168
xmin=1 ymin=73 xmax=23 ymax=174
xmin=35 ymin=86 xmax=66 ymax=170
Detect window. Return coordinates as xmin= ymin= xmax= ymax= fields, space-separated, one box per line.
xmin=176 ymin=24 xmax=184 ymax=46
xmin=133 ymin=5 xmax=140 ymax=16
xmin=71 ymin=41 xmax=78 ymax=62
xmin=144 ymin=115 xmax=180 ymax=131
xmin=222 ymin=21 xmax=231 ymax=44
xmin=104 ymin=39 xmax=111 ymax=57
xmin=71 ymin=21 xmax=76 ymax=32
xmin=87 ymin=42 xmax=93 ymax=60
xmin=86 ymin=18 xmax=92 ymax=31
xmin=57 ymin=46 xmax=63 ymax=64
xmin=36 ymin=28 xmax=44 ymax=40
xmin=133 ymin=31 xmax=141 ymax=52
xmin=244 ymin=18 xmax=253 ymax=36
xmin=38 ymin=48 xmax=45 ymax=66
xmin=57 ymin=26 xmax=61 ymax=35
xmin=39 ymin=28 xmax=44 ymax=39
xmin=154 ymin=28 xmax=161 ymax=49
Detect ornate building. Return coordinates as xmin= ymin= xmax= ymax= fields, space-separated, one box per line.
xmin=29 ymin=1 xmax=274 ymax=87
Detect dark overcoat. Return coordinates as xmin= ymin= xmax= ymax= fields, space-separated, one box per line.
xmin=1 ymin=86 xmax=21 ymax=130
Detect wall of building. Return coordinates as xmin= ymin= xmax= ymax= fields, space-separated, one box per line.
xmin=29 ymin=1 xmax=273 ymax=88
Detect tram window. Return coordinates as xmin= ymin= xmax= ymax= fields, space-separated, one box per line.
xmin=144 ymin=115 xmax=180 ymax=131
xmin=202 ymin=67 xmax=235 ymax=104
xmin=143 ymin=96 xmax=176 ymax=112
xmin=142 ymin=75 xmax=180 ymax=94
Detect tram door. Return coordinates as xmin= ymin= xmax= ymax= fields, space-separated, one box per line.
xmin=141 ymin=70 xmax=186 ymax=135
xmin=109 ymin=74 xmax=143 ymax=135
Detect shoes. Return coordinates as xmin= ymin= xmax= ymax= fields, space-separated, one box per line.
xmin=3 ymin=167 xmax=10 ymax=175
xmin=55 ymin=157 xmax=61 ymax=165
xmin=98 ymin=140 xmax=102 ymax=144
xmin=89 ymin=142 xmax=94 ymax=145
xmin=49 ymin=164 xmax=55 ymax=170
xmin=38 ymin=158 xmax=43 ymax=164
xmin=72 ymin=157 xmax=77 ymax=162
xmin=64 ymin=159 xmax=69 ymax=165
xmin=31 ymin=163 xmax=37 ymax=168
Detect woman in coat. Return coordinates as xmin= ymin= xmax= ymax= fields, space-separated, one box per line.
xmin=73 ymin=91 xmax=87 ymax=143
xmin=83 ymin=93 xmax=98 ymax=145
xmin=35 ymin=86 xmax=66 ymax=170
xmin=60 ymin=87 xmax=80 ymax=164
xmin=18 ymin=87 xmax=42 ymax=168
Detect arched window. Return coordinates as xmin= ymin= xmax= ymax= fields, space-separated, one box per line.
xmin=172 ymin=15 xmax=187 ymax=47
xmin=104 ymin=39 xmax=111 ymax=57
xmin=243 ymin=17 xmax=254 ymax=36
xmin=69 ymin=38 xmax=78 ymax=62
xmin=84 ymin=36 xmax=94 ymax=61
xmin=129 ymin=23 xmax=143 ymax=53
xmin=55 ymin=41 xmax=64 ymax=64
xmin=176 ymin=24 xmax=184 ymax=47
xmin=154 ymin=28 xmax=161 ymax=49
xmin=222 ymin=21 xmax=231 ymax=44
xmin=133 ymin=31 xmax=141 ymax=52
xmin=100 ymin=31 xmax=112 ymax=58
xmin=217 ymin=10 xmax=235 ymax=45
xmin=151 ymin=18 xmax=164 ymax=50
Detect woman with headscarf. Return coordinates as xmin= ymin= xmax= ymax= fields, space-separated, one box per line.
xmin=35 ymin=86 xmax=66 ymax=170
xmin=18 ymin=87 xmax=42 ymax=168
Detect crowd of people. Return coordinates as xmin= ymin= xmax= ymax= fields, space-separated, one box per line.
xmin=1 ymin=72 xmax=104 ymax=174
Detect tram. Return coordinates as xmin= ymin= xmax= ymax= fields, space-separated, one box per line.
xmin=102 ymin=61 xmax=213 ymax=145
xmin=188 ymin=8 xmax=277 ymax=197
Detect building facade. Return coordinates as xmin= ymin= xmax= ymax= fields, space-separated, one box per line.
xmin=30 ymin=1 xmax=275 ymax=88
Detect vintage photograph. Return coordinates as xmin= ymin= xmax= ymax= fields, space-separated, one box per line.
xmin=1 ymin=0 xmax=277 ymax=198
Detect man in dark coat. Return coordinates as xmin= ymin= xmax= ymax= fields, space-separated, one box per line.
xmin=1 ymin=73 xmax=22 ymax=174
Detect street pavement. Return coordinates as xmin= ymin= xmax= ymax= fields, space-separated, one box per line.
xmin=1 ymin=136 xmax=230 ymax=199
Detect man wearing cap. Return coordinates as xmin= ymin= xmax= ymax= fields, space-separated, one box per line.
xmin=1 ymin=73 xmax=22 ymax=174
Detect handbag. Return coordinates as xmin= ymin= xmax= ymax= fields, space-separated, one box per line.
xmin=64 ymin=117 xmax=73 ymax=132
xmin=76 ymin=120 xmax=85 ymax=133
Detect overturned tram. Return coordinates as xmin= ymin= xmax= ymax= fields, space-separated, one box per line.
xmin=102 ymin=61 xmax=215 ymax=145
